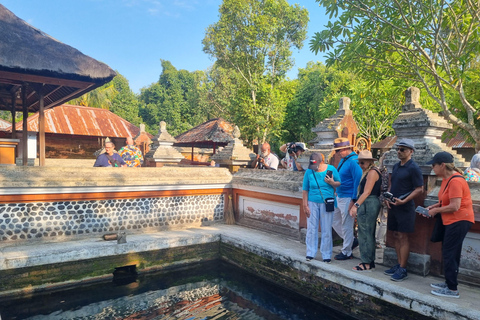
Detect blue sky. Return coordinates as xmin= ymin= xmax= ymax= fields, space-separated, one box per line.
xmin=2 ymin=0 xmax=328 ymax=94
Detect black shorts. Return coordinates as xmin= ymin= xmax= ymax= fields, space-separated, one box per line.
xmin=387 ymin=202 xmax=416 ymax=233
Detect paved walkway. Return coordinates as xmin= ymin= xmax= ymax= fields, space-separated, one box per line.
xmin=0 ymin=225 xmax=479 ymax=319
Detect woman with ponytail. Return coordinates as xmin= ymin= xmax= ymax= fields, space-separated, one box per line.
xmin=349 ymin=150 xmax=382 ymax=271
xmin=426 ymin=152 xmax=474 ymax=299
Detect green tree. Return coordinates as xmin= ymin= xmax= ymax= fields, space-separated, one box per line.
xmin=139 ymin=60 xmax=209 ymax=136
xmin=310 ymin=0 xmax=480 ymax=150
xmin=69 ymin=82 xmax=117 ymax=109
xmin=109 ymin=74 xmax=142 ymax=126
xmin=283 ymin=62 xmax=410 ymax=144
xmin=203 ymin=0 xmax=309 ymax=144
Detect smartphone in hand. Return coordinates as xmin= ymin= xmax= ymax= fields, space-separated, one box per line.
xmin=415 ymin=206 xmax=430 ymax=217
xmin=326 ymin=170 xmax=333 ymax=178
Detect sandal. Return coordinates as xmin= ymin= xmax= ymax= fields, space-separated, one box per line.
xmin=353 ymin=262 xmax=375 ymax=272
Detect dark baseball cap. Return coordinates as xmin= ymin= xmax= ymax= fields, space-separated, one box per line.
xmin=426 ymin=151 xmax=454 ymax=165
xmin=309 ymin=153 xmax=323 ymax=170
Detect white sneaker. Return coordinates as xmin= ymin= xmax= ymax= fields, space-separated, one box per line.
xmin=430 ymin=282 xmax=448 ymax=290
xmin=431 ymin=287 xmax=459 ymax=299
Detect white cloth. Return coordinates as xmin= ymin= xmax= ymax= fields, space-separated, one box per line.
xmin=306 ymin=201 xmax=333 ymax=260
xmin=332 ymin=196 xmax=355 ymax=256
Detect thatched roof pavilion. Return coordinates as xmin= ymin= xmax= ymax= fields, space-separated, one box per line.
xmin=0 ymin=4 xmax=116 ymax=165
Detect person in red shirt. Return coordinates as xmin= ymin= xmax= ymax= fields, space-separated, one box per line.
xmin=426 ymin=152 xmax=474 ymax=299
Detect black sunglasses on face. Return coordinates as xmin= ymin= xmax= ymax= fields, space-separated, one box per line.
xmin=359 ymin=161 xmax=366 ymax=165
xmin=397 ymin=147 xmax=408 ymax=152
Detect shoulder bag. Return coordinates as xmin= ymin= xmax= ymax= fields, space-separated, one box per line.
xmin=312 ymin=170 xmax=335 ymax=212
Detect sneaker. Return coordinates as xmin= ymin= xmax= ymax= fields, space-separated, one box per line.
xmin=390 ymin=267 xmax=408 ymax=282
xmin=323 ymin=259 xmax=331 ymax=264
xmin=352 ymin=237 xmax=359 ymax=250
xmin=384 ymin=264 xmax=400 ymax=276
xmin=431 ymin=287 xmax=459 ymax=299
xmin=430 ymin=282 xmax=448 ymax=290
xmin=306 ymin=256 xmax=313 ymax=261
xmin=334 ymin=252 xmax=353 ymax=260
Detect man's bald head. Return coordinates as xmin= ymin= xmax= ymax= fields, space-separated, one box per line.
xmin=261 ymin=143 xmax=271 ymax=153
xmin=126 ymin=137 xmax=134 ymax=146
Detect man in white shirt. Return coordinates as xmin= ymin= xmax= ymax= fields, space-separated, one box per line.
xmin=252 ymin=142 xmax=279 ymax=170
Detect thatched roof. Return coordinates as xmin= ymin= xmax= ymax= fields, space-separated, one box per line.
xmin=175 ymin=118 xmax=234 ymax=147
xmin=0 ymin=4 xmax=116 ymax=113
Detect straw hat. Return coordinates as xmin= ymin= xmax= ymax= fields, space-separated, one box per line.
xmin=332 ymin=137 xmax=354 ymax=150
xmin=357 ymin=150 xmax=377 ymax=161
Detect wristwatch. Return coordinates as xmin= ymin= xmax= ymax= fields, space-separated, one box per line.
xmin=354 ymin=203 xmax=360 ymax=208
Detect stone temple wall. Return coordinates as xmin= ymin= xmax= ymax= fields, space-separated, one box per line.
xmin=0 ymin=166 xmax=232 ymax=243
xmin=0 ymin=195 xmax=224 ymax=242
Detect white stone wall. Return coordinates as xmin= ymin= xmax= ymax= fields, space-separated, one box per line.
xmin=0 ymin=194 xmax=224 ymax=242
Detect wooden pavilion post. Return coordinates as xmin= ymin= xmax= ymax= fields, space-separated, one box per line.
xmin=38 ymin=84 xmax=45 ymax=166
xmin=10 ymin=91 xmax=16 ymax=140
xmin=22 ymin=84 xmax=28 ymax=166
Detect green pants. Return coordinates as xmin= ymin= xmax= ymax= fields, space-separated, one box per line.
xmin=357 ymin=195 xmax=381 ymax=264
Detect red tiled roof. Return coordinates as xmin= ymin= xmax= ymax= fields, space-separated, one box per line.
xmin=0 ymin=118 xmax=10 ymax=130
xmin=175 ymin=118 xmax=234 ymax=144
xmin=8 ymin=104 xmax=141 ymax=138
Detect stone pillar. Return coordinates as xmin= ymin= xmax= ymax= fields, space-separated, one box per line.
xmin=383 ymin=87 xmax=468 ymax=174
xmin=211 ymin=126 xmax=256 ymax=172
xmin=133 ymin=124 xmax=152 ymax=161
xmin=382 ymin=87 xmax=469 ymax=276
xmin=299 ymin=97 xmax=360 ymax=168
xmin=145 ymin=121 xmax=184 ymax=167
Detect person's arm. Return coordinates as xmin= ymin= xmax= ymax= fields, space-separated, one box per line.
xmin=349 ymin=159 xmax=363 ymax=210
xmin=302 ymin=190 xmax=311 ymax=218
xmin=252 ymin=155 xmax=260 ymax=168
xmin=429 ymin=198 xmax=461 ymax=217
xmin=324 ymin=171 xmax=341 ymax=188
xmin=350 ymin=170 xmax=379 ymax=217
xmin=279 ymin=144 xmax=287 ymax=153
xmin=392 ymin=186 xmax=423 ymax=205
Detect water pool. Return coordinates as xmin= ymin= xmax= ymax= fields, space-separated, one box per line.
xmin=0 ymin=261 xmax=356 ymax=320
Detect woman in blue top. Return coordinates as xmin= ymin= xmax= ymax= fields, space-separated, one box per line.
xmin=303 ymin=152 xmax=341 ymax=263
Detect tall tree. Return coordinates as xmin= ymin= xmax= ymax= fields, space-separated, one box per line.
xmin=203 ymin=0 xmax=308 ymax=144
xmin=283 ymin=62 xmax=405 ymax=144
xmin=310 ymin=0 xmax=480 ymax=150
xmin=139 ymin=60 xmax=209 ymax=136
xmin=109 ymin=74 xmax=142 ymax=126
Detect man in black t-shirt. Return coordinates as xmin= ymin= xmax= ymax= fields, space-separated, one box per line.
xmin=383 ymin=138 xmax=423 ymax=282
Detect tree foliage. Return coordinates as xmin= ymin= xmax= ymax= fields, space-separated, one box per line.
xmin=310 ymin=0 xmax=480 ymax=149
xmin=139 ymin=60 xmax=209 ymax=136
xmin=68 ymin=72 xmax=142 ymax=127
xmin=203 ymin=0 xmax=308 ymax=144
xmin=283 ymin=62 xmax=409 ymax=144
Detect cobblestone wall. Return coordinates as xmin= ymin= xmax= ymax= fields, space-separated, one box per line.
xmin=0 ymin=194 xmax=224 ymax=242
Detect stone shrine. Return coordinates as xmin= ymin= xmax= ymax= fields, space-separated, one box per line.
xmin=382 ymin=87 xmax=469 ymax=174
xmin=210 ymin=126 xmax=256 ymax=172
xmin=145 ymin=121 xmax=184 ymax=167
xmin=298 ymin=97 xmax=361 ymax=168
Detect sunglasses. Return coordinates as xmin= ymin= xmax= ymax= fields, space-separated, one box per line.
xmin=396 ymin=147 xmax=408 ymax=152
xmin=359 ymin=161 xmax=366 ymax=165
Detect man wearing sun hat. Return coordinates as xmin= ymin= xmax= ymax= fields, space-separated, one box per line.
xmin=331 ymin=137 xmax=363 ymax=260
xmin=383 ymin=138 xmax=423 ymax=282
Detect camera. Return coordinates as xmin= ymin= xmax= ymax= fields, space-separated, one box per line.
xmin=383 ymin=191 xmax=395 ymax=203
xmin=287 ymin=142 xmax=297 ymax=154
xmin=287 ymin=142 xmax=306 ymax=155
